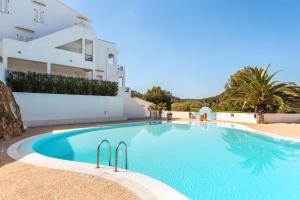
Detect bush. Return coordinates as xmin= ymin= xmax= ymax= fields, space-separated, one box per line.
xmin=6 ymin=71 xmax=118 ymax=96
xmin=190 ymin=107 xmax=199 ymax=112
xmin=171 ymin=102 xmax=190 ymax=111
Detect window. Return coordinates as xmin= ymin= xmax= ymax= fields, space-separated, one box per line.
xmin=85 ymin=40 xmax=93 ymax=62
xmin=108 ymin=54 xmax=115 ymax=65
xmin=78 ymin=16 xmax=88 ymax=27
xmin=33 ymin=8 xmax=44 ymax=23
xmin=40 ymin=10 xmax=44 ymax=23
xmin=34 ymin=9 xmax=38 ymax=21
xmin=16 ymin=27 xmax=35 ymax=42
xmin=0 ymin=0 xmax=9 ymax=14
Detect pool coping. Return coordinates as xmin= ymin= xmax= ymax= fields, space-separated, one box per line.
xmin=212 ymin=121 xmax=300 ymax=143
xmin=172 ymin=120 xmax=300 ymax=143
xmin=7 ymin=124 xmax=188 ymax=200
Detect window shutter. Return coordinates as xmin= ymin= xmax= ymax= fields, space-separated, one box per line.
xmin=34 ymin=9 xmax=39 ymax=21
xmin=40 ymin=11 xmax=44 ymax=23
xmin=1 ymin=0 xmax=9 ymax=13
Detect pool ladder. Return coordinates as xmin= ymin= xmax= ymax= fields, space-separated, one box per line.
xmin=96 ymin=140 xmax=128 ymax=172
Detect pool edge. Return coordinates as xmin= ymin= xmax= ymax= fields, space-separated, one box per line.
xmin=171 ymin=120 xmax=300 ymax=143
xmin=7 ymin=130 xmax=188 ymax=200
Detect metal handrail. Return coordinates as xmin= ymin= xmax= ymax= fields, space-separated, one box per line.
xmin=96 ymin=139 xmax=111 ymax=168
xmin=114 ymin=141 xmax=128 ymax=172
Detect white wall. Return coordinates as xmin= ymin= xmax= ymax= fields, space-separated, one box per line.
xmin=264 ymin=114 xmax=300 ymax=124
xmin=123 ymin=95 xmax=146 ymax=119
xmin=216 ymin=112 xmax=257 ymax=124
xmin=133 ymin=97 xmax=153 ymax=117
xmin=14 ymin=92 xmax=126 ymax=127
xmin=0 ymin=0 xmax=93 ymax=41
xmin=162 ymin=111 xmax=190 ymax=119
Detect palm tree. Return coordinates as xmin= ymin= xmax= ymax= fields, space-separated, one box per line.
xmin=148 ymin=103 xmax=166 ymax=119
xmin=224 ymin=65 xmax=300 ymax=113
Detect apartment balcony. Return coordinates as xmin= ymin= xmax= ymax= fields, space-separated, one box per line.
xmin=117 ymin=65 xmax=125 ymax=77
xmin=118 ymin=65 xmax=124 ymax=71
xmin=3 ymin=38 xmax=94 ymax=71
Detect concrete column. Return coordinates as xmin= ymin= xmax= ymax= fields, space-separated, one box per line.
xmin=122 ymin=76 xmax=125 ymax=88
xmin=3 ymin=56 xmax=8 ymax=70
xmin=1 ymin=56 xmax=8 ymax=83
xmin=82 ymin=38 xmax=86 ymax=61
xmin=115 ymin=52 xmax=118 ymax=65
xmin=0 ymin=64 xmax=5 ymax=83
xmin=92 ymin=68 xmax=96 ymax=80
xmin=105 ymin=48 xmax=109 ymax=81
xmin=47 ymin=62 xmax=51 ymax=74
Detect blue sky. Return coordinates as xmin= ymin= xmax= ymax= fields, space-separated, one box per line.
xmin=62 ymin=0 xmax=300 ymax=98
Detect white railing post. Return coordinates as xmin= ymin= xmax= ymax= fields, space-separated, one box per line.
xmin=47 ymin=62 xmax=51 ymax=75
xmin=0 ymin=64 xmax=5 ymax=83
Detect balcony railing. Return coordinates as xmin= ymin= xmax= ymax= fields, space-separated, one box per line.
xmin=117 ymin=65 xmax=125 ymax=71
xmin=85 ymin=54 xmax=93 ymax=62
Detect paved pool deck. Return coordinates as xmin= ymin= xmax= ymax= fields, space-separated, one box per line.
xmin=0 ymin=120 xmax=149 ymax=200
xmin=1 ymin=119 xmax=300 ymax=200
xmin=210 ymin=120 xmax=300 ymax=140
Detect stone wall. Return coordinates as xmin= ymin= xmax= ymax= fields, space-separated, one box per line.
xmin=0 ymin=81 xmax=24 ymax=139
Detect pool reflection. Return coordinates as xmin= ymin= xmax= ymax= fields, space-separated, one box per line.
xmin=222 ymin=129 xmax=300 ymax=175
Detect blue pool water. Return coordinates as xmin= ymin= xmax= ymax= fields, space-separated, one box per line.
xmin=32 ymin=122 xmax=300 ymax=200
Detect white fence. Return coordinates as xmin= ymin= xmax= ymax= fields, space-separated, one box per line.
xmin=264 ymin=114 xmax=300 ymax=124
xmin=162 ymin=111 xmax=190 ymax=119
xmin=216 ymin=112 xmax=257 ymax=124
xmin=13 ymin=92 xmax=300 ymax=127
xmin=216 ymin=112 xmax=300 ymax=124
xmin=14 ymin=92 xmax=126 ymax=127
xmin=161 ymin=111 xmax=217 ymax=120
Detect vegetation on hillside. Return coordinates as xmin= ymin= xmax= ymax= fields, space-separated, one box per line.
xmin=133 ymin=65 xmax=300 ymax=113
xmin=171 ymin=102 xmax=190 ymax=111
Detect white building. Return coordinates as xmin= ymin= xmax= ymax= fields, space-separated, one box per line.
xmin=0 ymin=0 xmax=151 ymax=127
xmin=0 ymin=0 xmax=125 ymax=87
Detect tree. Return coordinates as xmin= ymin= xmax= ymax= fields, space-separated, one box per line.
xmin=143 ymin=86 xmax=172 ymax=109
xmin=131 ymin=90 xmax=143 ymax=98
xmin=223 ymin=65 xmax=300 ymax=113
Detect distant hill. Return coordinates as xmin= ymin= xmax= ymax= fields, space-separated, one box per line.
xmin=131 ymin=88 xmax=300 ymax=113
xmin=180 ymin=93 xmax=223 ymax=104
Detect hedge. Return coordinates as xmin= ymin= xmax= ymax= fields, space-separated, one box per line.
xmin=6 ymin=71 xmax=118 ymax=96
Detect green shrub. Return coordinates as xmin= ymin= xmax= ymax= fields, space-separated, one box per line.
xmin=190 ymin=107 xmax=199 ymax=112
xmin=171 ymin=102 xmax=190 ymax=111
xmin=6 ymin=71 xmax=118 ymax=96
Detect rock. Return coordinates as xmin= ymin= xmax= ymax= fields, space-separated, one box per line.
xmin=0 ymin=80 xmax=24 ymax=139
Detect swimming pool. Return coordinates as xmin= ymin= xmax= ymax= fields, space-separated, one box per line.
xmin=32 ymin=122 xmax=300 ymax=200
